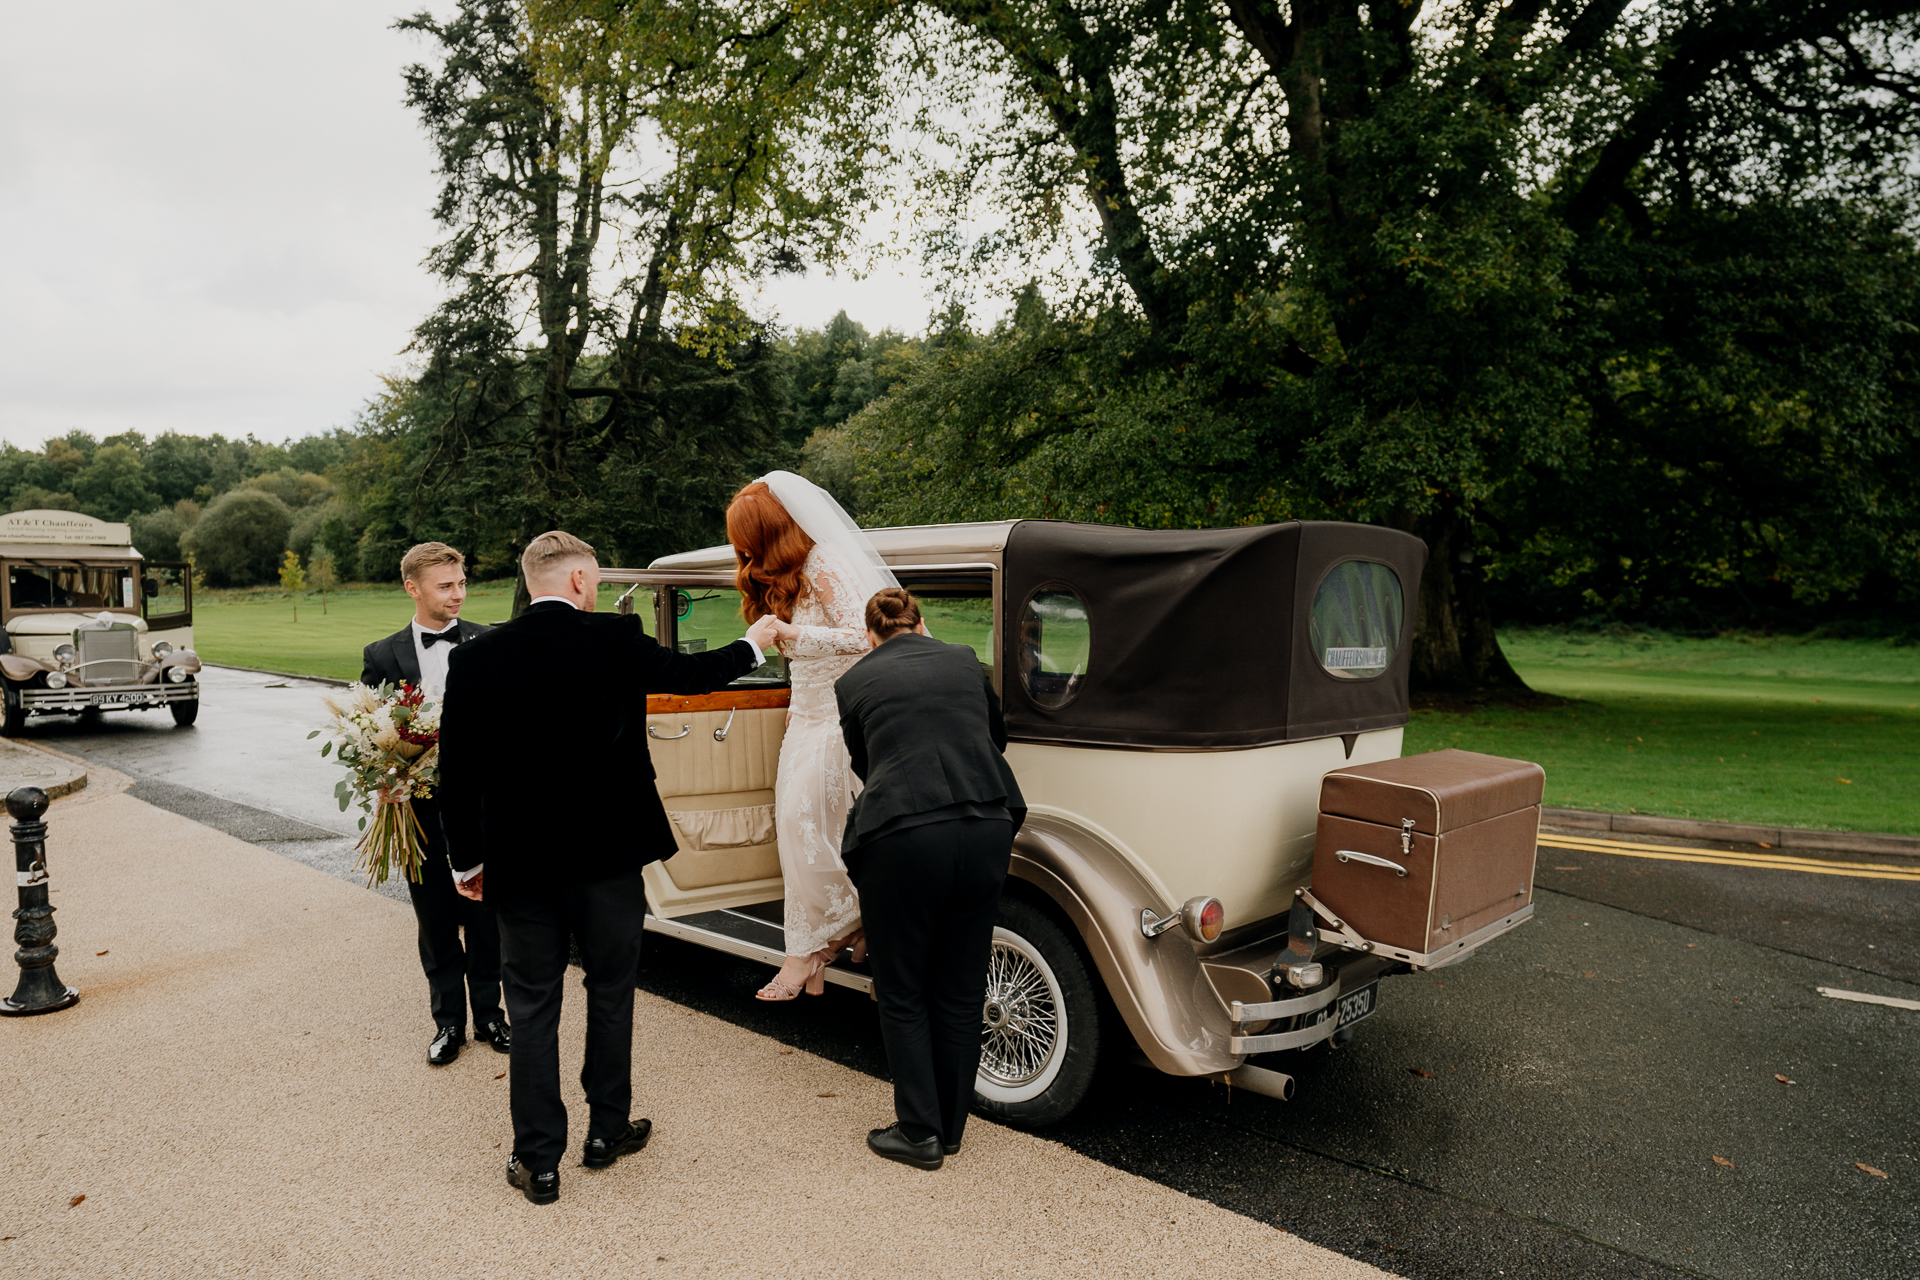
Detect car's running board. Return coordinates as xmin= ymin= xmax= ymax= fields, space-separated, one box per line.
xmin=643 ymin=911 xmax=875 ymax=996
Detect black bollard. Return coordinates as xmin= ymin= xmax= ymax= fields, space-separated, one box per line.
xmin=2 ymin=786 xmax=78 ymax=1016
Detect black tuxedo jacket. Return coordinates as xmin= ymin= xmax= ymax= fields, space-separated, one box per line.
xmin=361 ymin=617 xmax=489 ymax=690
xmin=835 ymin=632 xmax=1026 ymax=855
xmin=437 ymin=602 xmax=756 ymax=904
xmin=361 ymin=617 xmax=488 ymax=868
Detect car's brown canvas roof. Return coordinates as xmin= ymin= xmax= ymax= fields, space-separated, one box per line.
xmin=652 ymin=515 xmax=1426 ymax=751
xmin=999 ymin=520 xmax=1426 ymax=750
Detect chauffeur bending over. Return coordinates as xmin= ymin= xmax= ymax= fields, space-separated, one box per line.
xmin=361 ymin=541 xmax=505 ymax=1067
xmin=836 ymin=588 xmax=1026 ymax=1171
xmin=438 ymin=530 xmax=783 ymax=1206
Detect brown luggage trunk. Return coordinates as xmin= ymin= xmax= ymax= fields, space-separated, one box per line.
xmin=1311 ymin=749 xmax=1544 ymax=965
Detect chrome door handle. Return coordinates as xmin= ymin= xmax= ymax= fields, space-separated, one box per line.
xmin=648 ymin=722 xmax=691 ymax=741
xmin=713 ymin=707 xmax=737 ymax=742
xmin=1335 ymin=849 xmax=1408 ymax=878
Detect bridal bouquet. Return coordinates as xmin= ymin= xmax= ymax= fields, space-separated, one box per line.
xmin=309 ymin=681 xmax=441 ymax=886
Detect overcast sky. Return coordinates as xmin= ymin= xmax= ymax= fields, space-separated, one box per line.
xmin=0 ymin=2 xmax=935 ymax=451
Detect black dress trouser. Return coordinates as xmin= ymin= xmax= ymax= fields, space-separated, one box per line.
xmin=852 ymin=816 xmax=1011 ymax=1148
xmin=406 ymin=799 xmax=501 ymax=1031
xmin=492 ymin=867 xmax=649 ymax=1174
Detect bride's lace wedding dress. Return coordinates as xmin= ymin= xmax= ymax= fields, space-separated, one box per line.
xmin=774 ymin=544 xmax=871 ymax=957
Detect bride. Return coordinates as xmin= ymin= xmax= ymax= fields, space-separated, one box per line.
xmin=726 ymin=472 xmax=898 ymax=1000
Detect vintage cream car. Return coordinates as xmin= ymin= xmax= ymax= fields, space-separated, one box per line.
xmin=0 ymin=510 xmax=202 ymax=735
xmin=616 ymin=519 xmax=1536 ymax=1126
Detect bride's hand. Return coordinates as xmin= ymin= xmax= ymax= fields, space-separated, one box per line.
xmin=746 ymin=614 xmax=797 ymax=651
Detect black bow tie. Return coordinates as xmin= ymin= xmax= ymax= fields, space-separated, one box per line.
xmin=421 ymin=627 xmax=460 ymax=648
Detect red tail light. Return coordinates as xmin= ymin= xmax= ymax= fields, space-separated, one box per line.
xmin=1182 ymin=896 xmax=1225 ymax=944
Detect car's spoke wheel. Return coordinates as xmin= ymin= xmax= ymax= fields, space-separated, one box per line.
xmin=2 ymin=681 xmax=24 ymax=737
xmin=978 ymin=930 xmax=1066 ymax=1096
xmin=972 ymin=896 xmax=1101 ymax=1128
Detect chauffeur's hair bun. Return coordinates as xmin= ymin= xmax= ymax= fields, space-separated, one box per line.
xmin=865 ymin=587 xmax=922 ymax=641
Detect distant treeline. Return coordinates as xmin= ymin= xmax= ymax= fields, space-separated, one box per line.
xmin=6 ymin=312 xmax=909 ymax=589
xmin=0 ymin=429 xmax=361 ymax=587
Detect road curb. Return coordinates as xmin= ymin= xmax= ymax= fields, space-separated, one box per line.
xmin=0 ymin=738 xmax=88 ymax=800
xmin=204 ymin=662 xmax=351 ymax=688
xmin=1541 ymin=806 xmax=1920 ymax=860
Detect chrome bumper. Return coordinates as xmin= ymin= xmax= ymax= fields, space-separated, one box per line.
xmin=1227 ymin=981 xmax=1348 ymax=1055
xmin=21 ymin=683 xmax=198 ymax=712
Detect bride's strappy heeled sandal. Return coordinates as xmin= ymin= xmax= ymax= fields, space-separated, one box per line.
xmin=755 ymin=952 xmax=827 ymax=1001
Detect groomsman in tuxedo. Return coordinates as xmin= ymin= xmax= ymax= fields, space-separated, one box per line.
xmin=438 ymin=530 xmax=783 ymax=1205
xmin=836 ymin=588 xmax=1025 ymax=1171
xmin=361 ymin=541 xmax=506 ymax=1067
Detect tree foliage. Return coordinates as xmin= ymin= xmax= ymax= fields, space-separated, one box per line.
xmin=797 ymin=0 xmax=1920 ymax=686
xmin=393 ymin=0 xmax=886 ymax=603
xmin=182 ymin=490 xmax=295 ymax=587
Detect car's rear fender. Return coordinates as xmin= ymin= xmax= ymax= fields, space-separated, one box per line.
xmin=1011 ymin=814 xmax=1254 ymax=1077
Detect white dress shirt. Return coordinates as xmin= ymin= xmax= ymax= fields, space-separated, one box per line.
xmin=410 ymin=619 xmax=461 ymax=700
xmin=451 ymin=596 xmax=766 ymax=886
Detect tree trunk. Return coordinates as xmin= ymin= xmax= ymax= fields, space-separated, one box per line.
xmin=509 ymin=514 xmax=534 ymax=619
xmin=1407 ymin=512 xmax=1527 ymax=693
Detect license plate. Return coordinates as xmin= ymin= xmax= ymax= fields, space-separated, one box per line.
xmin=1333 ymin=981 xmax=1379 ymax=1029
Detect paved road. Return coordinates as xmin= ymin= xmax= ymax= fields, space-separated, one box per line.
xmin=22 ymin=666 xmax=1918 ymax=1279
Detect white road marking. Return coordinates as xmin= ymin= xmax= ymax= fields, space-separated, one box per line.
xmin=1818 ymin=987 xmax=1920 ymax=1011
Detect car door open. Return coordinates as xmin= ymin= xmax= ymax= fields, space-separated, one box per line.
xmin=609 ymin=571 xmax=792 ymax=918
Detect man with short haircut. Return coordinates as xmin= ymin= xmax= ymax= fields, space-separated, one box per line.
xmin=362 ymin=542 xmax=506 ymax=1067
xmin=439 ymin=530 xmax=784 ymax=1205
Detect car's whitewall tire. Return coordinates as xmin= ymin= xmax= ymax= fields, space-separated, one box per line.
xmin=972 ymin=895 xmax=1101 ymax=1127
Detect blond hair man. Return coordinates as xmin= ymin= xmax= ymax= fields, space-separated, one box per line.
xmin=438 ymin=531 xmax=782 ymax=1204
xmin=361 ymin=542 xmax=507 ymax=1067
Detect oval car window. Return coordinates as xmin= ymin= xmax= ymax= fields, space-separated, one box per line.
xmin=1020 ymin=588 xmax=1091 ymax=709
xmin=1309 ymin=561 xmax=1404 ymax=680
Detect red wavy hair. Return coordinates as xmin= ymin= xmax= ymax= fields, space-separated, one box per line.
xmin=727 ymin=480 xmax=815 ymax=623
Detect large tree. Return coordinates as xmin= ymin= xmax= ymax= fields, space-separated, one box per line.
xmin=396 ymin=0 xmax=882 ymax=603
xmin=801 ymin=0 xmax=1920 ymax=686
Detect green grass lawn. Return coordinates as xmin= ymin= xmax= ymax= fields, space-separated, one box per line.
xmin=192 ymin=579 xmax=991 ymax=682
xmin=192 ymin=580 xmax=572 ymax=681
xmin=1406 ymin=627 xmax=1920 ymax=834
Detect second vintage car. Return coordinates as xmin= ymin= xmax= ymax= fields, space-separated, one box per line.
xmin=613 ymin=518 xmax=1543 ymax=1125
xmin=0 ymin=510 xmax=203 ymax=735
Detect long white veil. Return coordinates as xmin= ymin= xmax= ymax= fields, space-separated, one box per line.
xmin=756 ymin=471 xmax=899 ymax=604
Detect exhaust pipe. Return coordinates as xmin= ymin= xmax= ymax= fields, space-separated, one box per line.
xmin=1215 ymin=1063 xmax=1295 ymax=1102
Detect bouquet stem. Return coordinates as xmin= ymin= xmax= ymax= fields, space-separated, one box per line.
xmin=354 ymin=797 xmax=428 ymax=887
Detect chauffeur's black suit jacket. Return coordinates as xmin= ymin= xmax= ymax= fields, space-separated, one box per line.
xmin=835 ymin=631 xmax=1026 ymax=856
xmin=437 ymin=602 xmax=755 ymax=904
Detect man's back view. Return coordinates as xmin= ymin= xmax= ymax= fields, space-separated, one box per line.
xmin=438 ymin=530 xmax=781 ymax=1204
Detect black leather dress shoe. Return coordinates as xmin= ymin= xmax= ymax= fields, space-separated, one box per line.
xmin=943 ymin=1139 xmax=962 ymax=1156
xmin=506 ymin=1154 xmax=558 ymax=1205
xmin=867 ymin=1124 xmax=944 ymax=1170
xmin=427 ymin=1026 xmax=464 ymax=1066
xmin=583 ymin=1119 xmax=651 ymax=1169
xmin=476 ymin=1019 xmax=511 ymax=1054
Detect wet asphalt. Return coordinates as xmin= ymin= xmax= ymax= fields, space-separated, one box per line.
xmin=23 ymin=666 xmax=1918 ymax=1280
